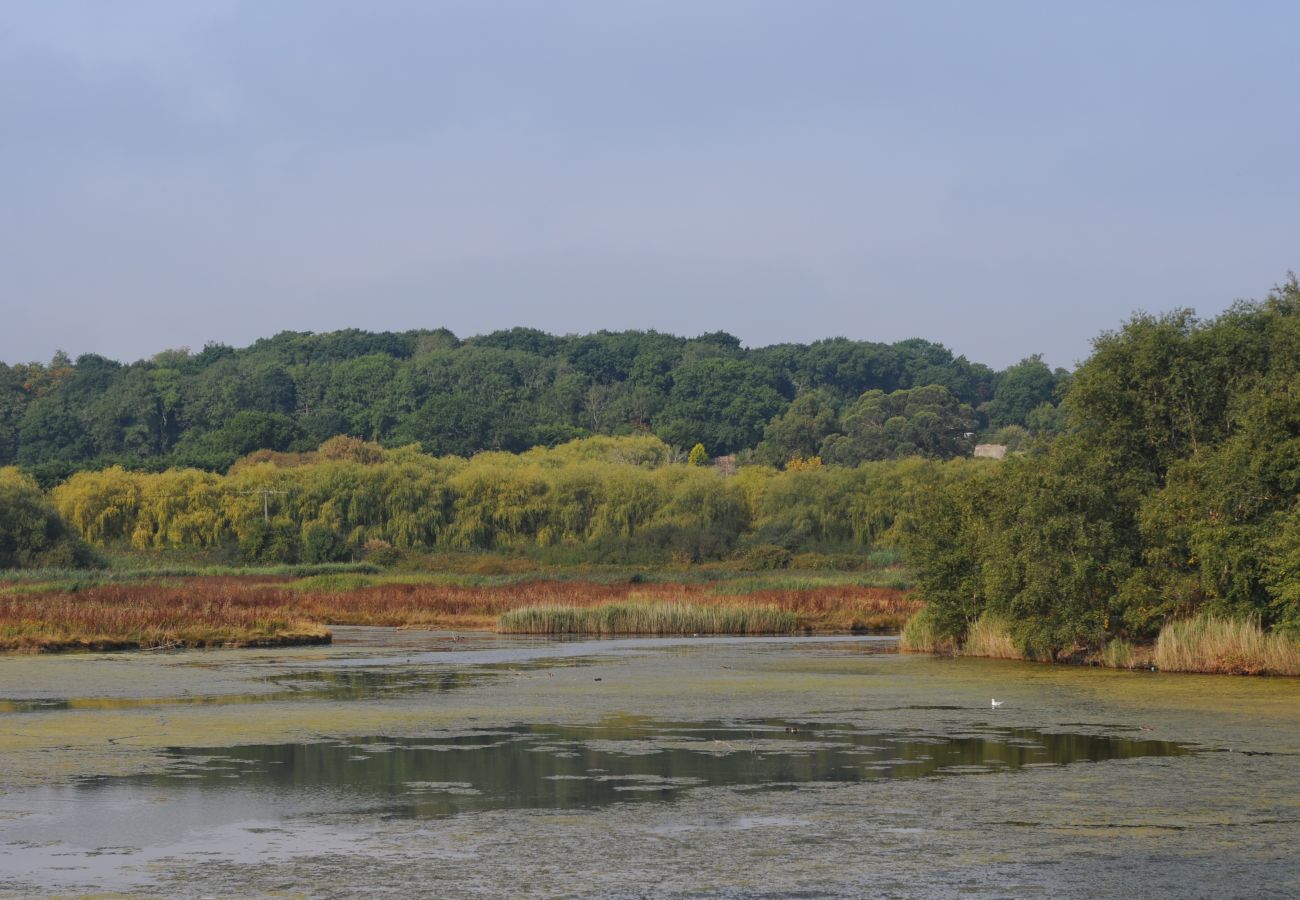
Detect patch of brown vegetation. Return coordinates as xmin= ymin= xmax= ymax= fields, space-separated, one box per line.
xmin=0 ymin=576 xmax=918 ymax=652
xmin=287 ymin=579 xmax=916 ymax=632
xmin=0 ymin=578 xmax=330 ymax=653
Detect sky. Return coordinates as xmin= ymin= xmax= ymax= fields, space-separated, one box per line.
xmin=2 ymin=1 xmax=1297 ymax=370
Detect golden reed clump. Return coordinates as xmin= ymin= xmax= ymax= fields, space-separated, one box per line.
xmin=898 ymin=607 xmax=1298 ymax=676
xmin=1154 ymin=616 xmax=1300 ymax=676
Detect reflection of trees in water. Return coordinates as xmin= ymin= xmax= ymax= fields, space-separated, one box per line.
xmin=267 ymin=668 xmax=483 ymax=701
xmin=109 ymin=722 xmax=1187 ymax=818
xmin=1 ymin=669 xmax=484 ymax=714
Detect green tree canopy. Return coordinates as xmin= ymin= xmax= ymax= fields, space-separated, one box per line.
xmin=822 ymin=385 xmax=977 ymax=464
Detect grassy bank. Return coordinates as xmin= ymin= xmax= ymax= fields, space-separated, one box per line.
xmin=498 ymin=602 xmax=799 ymax=635
xmin=0 ymin=571 xmax=918 ymax=652
xmin=899 ymin=609 xmax=1300 ymax=676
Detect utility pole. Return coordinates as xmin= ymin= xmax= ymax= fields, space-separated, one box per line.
xmin=238 ymin=489 xmax=288 ymax=522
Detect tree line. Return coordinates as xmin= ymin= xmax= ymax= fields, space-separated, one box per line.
xmin=905 ymin=277 xmax=1300 ymax=653
xmin=9 ymin=276 xmax=1299 ymax=658
xmin=46 ymin=434 xmax=974 ymax=565
xmin=0 ymin=327 xmax=1066 ymax=483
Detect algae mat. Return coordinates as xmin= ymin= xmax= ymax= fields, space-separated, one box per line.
xmin=0 ymin=628 xmax=1297 ymax=898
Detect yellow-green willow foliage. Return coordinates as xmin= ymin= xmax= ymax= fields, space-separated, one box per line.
xmin=744 ymin=457 xmax=976 ymax=549
xmin=517 ymin=433 xmax=675 ymax=469
xmin=224 ymin=450 xmax=466 ymax=550
xmin=133 ymin=468 xmax=227 ymax=548
xmin=50 ymin=435 xmax=960 ymax=558
xmin=51 ymin=466 xmax=147 ymax=546
xmin=0 ymin=466 xmax=36 ymax=491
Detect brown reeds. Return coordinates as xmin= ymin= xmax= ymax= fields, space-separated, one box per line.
xmin=0 ymin=578 xmax=328 ymax=652
xmin=0 ymin=576 xmax=919 ymax=652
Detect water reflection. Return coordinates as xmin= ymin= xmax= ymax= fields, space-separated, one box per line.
xmin=0 ymin=668 xmax=488 ymax=714
xmin=100 ymin=719 xmax=1188 ymax=818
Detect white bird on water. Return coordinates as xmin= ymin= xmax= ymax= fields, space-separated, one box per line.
xmin=991 ymin=698 xmax=1003 ymax=709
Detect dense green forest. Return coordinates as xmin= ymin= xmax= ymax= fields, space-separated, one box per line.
xmin=0 ymin=328 xmax=1066 ymax=482
xmin=906 ymin=277 xmax=1300 ymax=651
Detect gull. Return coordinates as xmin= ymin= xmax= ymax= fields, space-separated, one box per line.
xmin=991 ymin=699 xmax=1003 ymax=709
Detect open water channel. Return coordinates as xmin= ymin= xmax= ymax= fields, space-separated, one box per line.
xmin=0 ymin=628 xmax=1297 ymax=897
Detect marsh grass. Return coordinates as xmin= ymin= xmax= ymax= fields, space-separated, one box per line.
xmin=1099 ymin=638 xmax=1150 ymax=670
xmin=0 ymin=574 xmax=917 ymax=652
xmin=899 ymin=607 xmax=955 ymax=653
xmin=1154 ymin=615 xmax=1300 ymax=675
xmin=706 ymin=571 xmax=912 ymax=593
xmin=961 ymin=616 xmax=1027 ymax=660
xmin=498 ymin=601 xmax=799 ymax=635
xmin=0 ymin=582 xmax=328 ymax=652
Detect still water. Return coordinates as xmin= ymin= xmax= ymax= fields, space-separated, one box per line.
xmin=0 ymin=629 xmax=1296 ymax=898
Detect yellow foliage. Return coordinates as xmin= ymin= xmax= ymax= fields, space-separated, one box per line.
xmin=43 ymin=435 xmax=971 ymax=557
xmin=0 ymin=466 xmax=38 ymax=490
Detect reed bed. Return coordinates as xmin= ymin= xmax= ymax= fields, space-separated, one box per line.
xmin=959 ymin=615 xmax=1027 ymax=660
xmin=0 ymin=576 xmax=917 ymax=652
xmin=899 ymin=607 xmax=955 ymax=654
xmin=1098 ymin=638 xmax=1152 ymax=670
xmin=706 ymin=571 xmax=913 ymax=593
xmin=0 ymin=581 xmax=328 ymax=652
xmin=287 ymin=579 xmax=917 ymax=632
xmin=497 ymin=602 xmax=799 ymax=635
xmin=1154 ymin=615 xmax=1300 ymax=676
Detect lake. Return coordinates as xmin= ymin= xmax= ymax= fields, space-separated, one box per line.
xmin=1 ymin=628 xmax=1297 ymax=898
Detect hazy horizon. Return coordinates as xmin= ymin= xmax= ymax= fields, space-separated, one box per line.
xmin=3 ymin=1 xmax=1297 ymax=370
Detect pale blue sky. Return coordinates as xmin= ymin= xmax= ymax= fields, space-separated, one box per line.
xmin=2 ymin=1 xmax=1296 ymax=369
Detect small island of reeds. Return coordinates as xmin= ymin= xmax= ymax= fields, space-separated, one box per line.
xmin=498 ymin=601 xmax=799 ymax=635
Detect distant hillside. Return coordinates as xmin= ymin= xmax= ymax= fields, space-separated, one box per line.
xmin=0 ymin=327 xmax=1066 ymax=481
